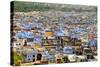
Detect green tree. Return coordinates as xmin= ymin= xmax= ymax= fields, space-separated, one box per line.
xmin=11 ymin=51 xmax=23 ymax=66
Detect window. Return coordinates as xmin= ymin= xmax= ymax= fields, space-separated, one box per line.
xmin=28 ymin=59 xmax=30 ymax=61
xmin=28 ymin=56 xmax=30 ymax=58
xmin=33 ymin=55 xmax=35 ymax=57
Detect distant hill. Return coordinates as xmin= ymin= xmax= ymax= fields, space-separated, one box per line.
xmin=11 ymin=1 xmax=97 ymax=12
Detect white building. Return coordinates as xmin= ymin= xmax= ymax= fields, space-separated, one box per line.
xmin=24 ymin=48 xmax=37 ymax=62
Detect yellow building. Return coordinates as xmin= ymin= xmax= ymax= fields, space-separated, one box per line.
xmin=45 ymin=31 xmax=53 ymax=38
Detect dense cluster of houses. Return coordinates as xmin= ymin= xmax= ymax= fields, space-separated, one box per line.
xmin=11 ymin=10 xmax=97 ymax=65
